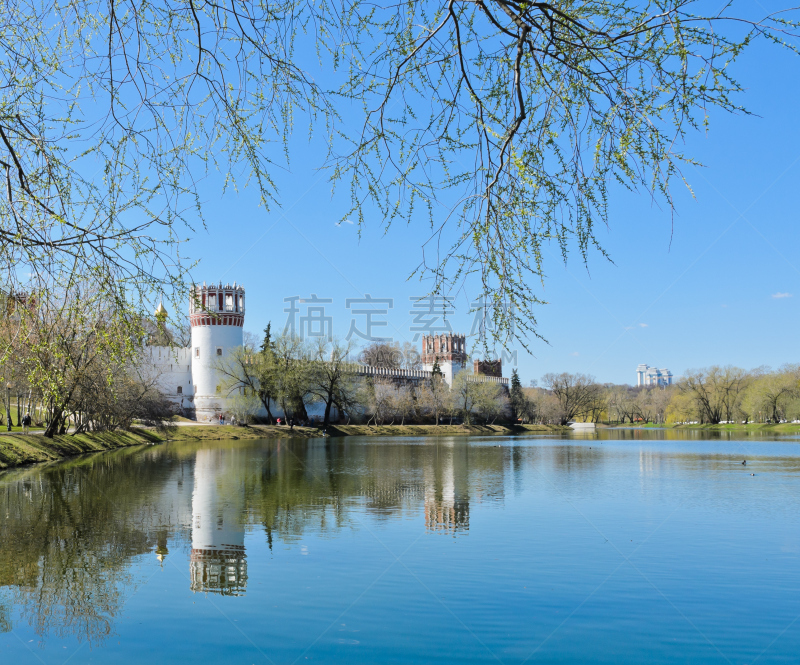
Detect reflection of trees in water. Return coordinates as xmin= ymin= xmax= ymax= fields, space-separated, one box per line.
xmin=3 ymin=432 xmax=797 ymax=646
xmin=0 ymin=448 xmax=194 ymax=645
xmin=0 ymin=438 xmax=524 ymax=643
xmin=0 ymin=596 xmax=11 ymax=633
xmin=246 ymin=439 xmax=508 ymax=537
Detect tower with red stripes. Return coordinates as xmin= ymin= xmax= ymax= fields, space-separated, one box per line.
xmin=189 ymin=281 xmax=245 ymax=419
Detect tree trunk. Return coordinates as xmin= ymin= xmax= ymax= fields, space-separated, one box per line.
xmin=323 ymin=398 xmax=333 ymax=428
xmin=44 ymin=411 xmax=62 ymax=438
xmin=261 ymin=395 xmax=274 ymax=424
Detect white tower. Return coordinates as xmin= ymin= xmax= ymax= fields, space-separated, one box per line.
xmin=189 ymin=281 xmax=245 ymax=419
xmin=421 ymin=333 xmax=467 ymax=385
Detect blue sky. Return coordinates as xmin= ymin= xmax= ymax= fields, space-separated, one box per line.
xmin=178 ymin=31 xmax=800 ymax=387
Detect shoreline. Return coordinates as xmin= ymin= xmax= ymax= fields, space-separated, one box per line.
xmin=0 ymin=423 xmax=566 ymax=471
xmin=607 ymin=423 xmax=800 ymax=434
xmin=3 ymin=421 xmax=799 ymax=471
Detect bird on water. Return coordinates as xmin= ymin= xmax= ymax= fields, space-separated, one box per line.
xmin=742 ymin=460 xmax=747 ymax=465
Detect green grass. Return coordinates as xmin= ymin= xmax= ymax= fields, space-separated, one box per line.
xmin=673 ymin=422 xmax=800 ymax=434
xmin=0 ymin=429 xmax=161 ymax=470
xmin=0 ymin=421 xmax=568 ymax=471
xmin=325 ymin=423 xmax=563 ymax=437
xmin=150 ymin=422 xmax=566 ymax=441
xmin=0 ymin=405 xmax=45 ymax=432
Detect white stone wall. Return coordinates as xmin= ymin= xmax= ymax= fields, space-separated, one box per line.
xmin=143 ymin=346 xmax=193 ymax=408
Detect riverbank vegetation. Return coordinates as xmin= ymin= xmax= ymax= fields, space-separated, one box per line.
xmin=0 ymin=422 xmax=568 ymax=471
xmin=0 ymin=287 xmax=181 ymax=438
xmin=535 ymin=365 xmax=800 ymax=427
xmin=0 ymin=429 xmax=162 ymax=470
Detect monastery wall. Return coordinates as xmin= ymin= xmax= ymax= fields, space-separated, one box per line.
xmin=143 ymin=346 xmax=194 ymax=409
xmin=143 ymin=284 xmax=507 ymax=423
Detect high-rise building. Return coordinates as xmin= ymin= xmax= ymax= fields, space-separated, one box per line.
xmin=636 ymin=364 xmax=673 ymax=387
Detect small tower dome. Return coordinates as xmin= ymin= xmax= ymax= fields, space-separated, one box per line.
xmin=154 ymin=301 xmax=168 ymax=321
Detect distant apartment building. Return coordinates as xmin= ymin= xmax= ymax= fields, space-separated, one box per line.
xmin=636 ymin=364 xmax=673 ymax=387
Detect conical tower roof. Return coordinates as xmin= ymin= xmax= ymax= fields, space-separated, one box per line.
xmin=154 ymin=301 xmax=168 ymax=320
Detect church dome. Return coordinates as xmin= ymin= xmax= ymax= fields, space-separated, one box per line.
xmin=154 ymin=301 xmax=168 ymax=320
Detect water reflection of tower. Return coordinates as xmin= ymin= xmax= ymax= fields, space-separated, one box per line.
xmin=424 ymin=442 xmax=470 ymax=532
xmin=190 ymin=448 xmax=247 ymax=595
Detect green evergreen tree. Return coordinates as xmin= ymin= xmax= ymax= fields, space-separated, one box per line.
xmin=431 ymin=357 xmax=442 ymax=381
xmin=256 ymin=322 xmax=278 ymax=423
xmin=260 ymin=322 xmax=274 ymax=354
xmin=510 ymin=369 xmax=524 ymax=423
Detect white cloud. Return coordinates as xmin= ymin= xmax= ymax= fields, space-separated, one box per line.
xmin=639 ymin=323 xmax=648 ymax=328
xmin=772 ymin=292 xmax=792 ymax=299
xmin=335 ymin=219 xmax=355 ymax=226
xmin=570 ymin=351 xmax=580 ymax=357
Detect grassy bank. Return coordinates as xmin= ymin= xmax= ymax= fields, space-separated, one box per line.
xmin=0 ymin=429 xmax=162 ymax=470
xmin=672 ymin=422 xmax=800 ymax=434
xmin=325 ymin=423 xmax=563 ymax=437
xmin=153 ymin=422 xmax=565 ymax=441
xmin=0 ymin=422 xmax=569 ymax=470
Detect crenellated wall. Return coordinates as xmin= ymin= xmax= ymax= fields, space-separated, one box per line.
xmin=420 ymin=333 xmax=468 ymax=385
xmin=144 ymin=290 xmax=508 ymax=423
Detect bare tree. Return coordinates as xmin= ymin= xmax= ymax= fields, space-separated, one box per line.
xmin=679 ymin=366 xmax=750 ymax=424
xmin=305 ymin=338 xmax=359 ymax=428
xmin=360 ymin=343 xmax=402 ymax=370
xmin=417 ymin=375 xmax=450 ymax=425
xmin=390 ymin=385 xmax=416 ymax=425
xmin=451 ymin=370 xmax=478 ymax=425
xmin=370 ymin=380 xmax=397 ymax=425
xmin=541 ymin=373 xmax=600 ymax=425
xmin=472 ymin=382 xmax=510 ymax=424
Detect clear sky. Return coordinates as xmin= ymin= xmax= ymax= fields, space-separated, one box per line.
xmin=178 ymin=32 xmax=800 ymax=387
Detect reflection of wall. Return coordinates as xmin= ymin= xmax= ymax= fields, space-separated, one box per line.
xmin=424 ymin=443 xmax=470 ymax=532
xmin=190 ymin=448 xmax=247 ymax=595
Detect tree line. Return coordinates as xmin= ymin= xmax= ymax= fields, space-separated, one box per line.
xmin=515 ymin=366 xmax=800 ymax=426
xmin=4 ymin=285 xmax=797 ymax=437
xmin=217 ymin=332 xmax=513 ymax=428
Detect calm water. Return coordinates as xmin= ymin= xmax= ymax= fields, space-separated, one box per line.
xmin=1 ymin=432 xmax=799 ymax=664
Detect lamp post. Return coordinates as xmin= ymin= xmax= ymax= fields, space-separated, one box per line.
xmin=5 ymin=383 xmax=11 ymax=432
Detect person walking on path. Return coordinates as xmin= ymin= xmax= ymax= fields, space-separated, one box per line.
xmin=22 ymin=413 xmax=31 ymax=435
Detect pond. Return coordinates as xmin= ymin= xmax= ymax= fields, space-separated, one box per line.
xmin=1 ymin=433 xmax=799 ymax=664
